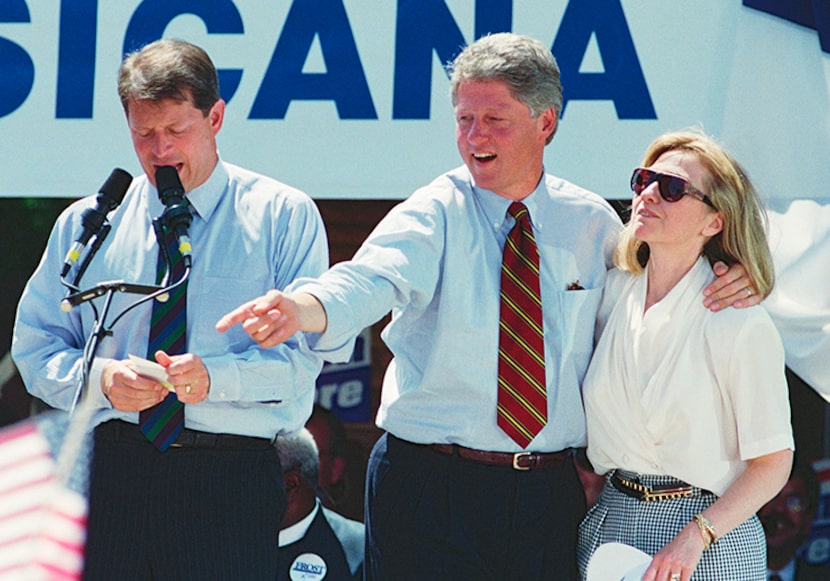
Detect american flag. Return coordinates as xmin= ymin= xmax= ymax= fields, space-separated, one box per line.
xmin=0 ymin=419 xmax=87 ymax=579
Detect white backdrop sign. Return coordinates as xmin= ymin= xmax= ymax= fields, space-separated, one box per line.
xmin=0 ymin=0 xmax=827 ymax=204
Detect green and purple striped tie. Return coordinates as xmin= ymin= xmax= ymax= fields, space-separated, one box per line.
xmin=139 ymin=226 xmax=187 ymax=450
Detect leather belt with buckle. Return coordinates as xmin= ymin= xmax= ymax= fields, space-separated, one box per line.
xmin=168 ymin=429 xmax=271 ymax=450
xmin=96 ymin=420 xmax=272 ymax=451
xmin=428 ymin=443 xmax=570 ymax=470
xmin=610 ymin=470 xmax=711 ymax=502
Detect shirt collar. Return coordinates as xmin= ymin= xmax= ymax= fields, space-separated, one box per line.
xmin=183 ymin=158 xmax=228 ymax=223
xmin=278 ymin=499 xmax=321 ymax=547
xmin=471 ymin=169 xmax=547 ymax=235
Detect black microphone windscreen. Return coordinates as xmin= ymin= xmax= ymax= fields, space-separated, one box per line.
xmin=155 ymin=166 xmax=184 ymax=203
xmin=98 ymin=168 xmax=133 ymax=210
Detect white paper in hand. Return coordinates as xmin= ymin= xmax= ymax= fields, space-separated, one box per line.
xmin=128 ymin=354 xmax=175 ymax=392
xmin=586 ymin=542 xmax=651 ymax=581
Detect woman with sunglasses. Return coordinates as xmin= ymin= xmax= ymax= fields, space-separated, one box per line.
xmin=576 ymin=130 xmax=794 ymax=581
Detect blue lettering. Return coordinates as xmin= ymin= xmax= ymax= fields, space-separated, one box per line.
xmin=56 ymin=0 xmax=97 ymax=118
xmin=553 ymin=0 xmax=655 ymax=119
xmin=393 ymin=0 xmax=512 ymax=119
xmin=124 ymin=0 xmax=244 ymax=104
xmin=250 ymin=0 xmax=376 ymax=119
xmin=293 ymin=563 xmax=324 ymax=573
xmin=0 ymin=0 xmax=34 ymax=118
xmin=27 ymin=1 xmax=659 ymax=123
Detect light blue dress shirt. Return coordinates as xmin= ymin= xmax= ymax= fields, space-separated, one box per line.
xmin=12 ymin=160 xmax=328 ymax=438
xmin=293 ymin=165 xmax=622 ymax=452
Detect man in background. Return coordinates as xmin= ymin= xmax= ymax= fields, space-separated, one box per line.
xmin=276 ymin=428 xmax=364 ymax=581
xmin=306 ymin=403 xmax=367 ymax=521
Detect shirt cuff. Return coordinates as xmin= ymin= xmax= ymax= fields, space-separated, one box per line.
xmin=89 ymin=356 xmax=115 ymax=410
xmin=203 ymin=357 xmax=242 ymax=403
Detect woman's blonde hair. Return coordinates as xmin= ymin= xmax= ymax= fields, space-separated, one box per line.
xmin=615 ymin=129 xmax=774 ymax=297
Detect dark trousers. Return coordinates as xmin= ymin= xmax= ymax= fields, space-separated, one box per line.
xmin=365 ymin=433 xmax=586 ymax=581
xmin=83 ymin=421 xmax=284 ymax=580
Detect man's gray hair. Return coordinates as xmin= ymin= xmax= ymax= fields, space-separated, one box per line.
xmin=447 ymin=33 xmax=562 ymax=138
xmin=275 ymin=427 xmax=319 ymax=485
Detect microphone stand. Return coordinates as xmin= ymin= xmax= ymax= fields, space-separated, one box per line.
xmin=64 ymin=217 xmax=190 ymax=414
xmin=55 ymin=267 xmax=188 ymax=499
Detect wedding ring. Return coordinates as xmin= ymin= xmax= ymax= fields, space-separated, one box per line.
xmin=185 ymin=385 xmax=192 ymax=394
xmin=670 ymin=574 xmax=681 ymax=581
xmin=744 ymin=287 xmax=753 ymax=297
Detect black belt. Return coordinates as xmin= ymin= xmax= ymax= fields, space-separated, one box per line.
xmin=610 ymin=470 xmax=713 ymax=502
xmin=427 ymin=442 xmax=571 ymax=471
xmin=96 ymin=420 xmax=273 ymax=450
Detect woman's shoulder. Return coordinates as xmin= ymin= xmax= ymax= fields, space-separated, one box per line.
xmin=704 ymin=302 xmax=782 ymax=351
xmin=707 ymin=301 xmax=776 ymax=328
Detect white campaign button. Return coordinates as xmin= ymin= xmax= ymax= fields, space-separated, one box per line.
xmin=289 ymin=553 xmax=327 ymax=580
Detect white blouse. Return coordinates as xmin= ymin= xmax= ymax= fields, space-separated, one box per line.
xmin=583 ymin=256 xmax=794 ymax=496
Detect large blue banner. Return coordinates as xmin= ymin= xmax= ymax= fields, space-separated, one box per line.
xmin=0 ymin=1 xmax=828 ymax=204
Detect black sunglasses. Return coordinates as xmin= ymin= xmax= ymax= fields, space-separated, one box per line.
xmin=630 ymin=167 xmax=716 ymax=209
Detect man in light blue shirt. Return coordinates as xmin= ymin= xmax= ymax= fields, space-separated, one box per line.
xmin=217 ymin=33 xmax=756 ymax=580
xmin=12 ymin=39 xmax=328 ymax=578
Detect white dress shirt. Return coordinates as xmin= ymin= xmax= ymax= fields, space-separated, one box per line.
xmin=584 ymin=256 xmax=794 ymax=495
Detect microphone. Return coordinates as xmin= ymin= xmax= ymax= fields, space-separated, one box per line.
xmin=155 ymin=166 xmax=193 ymax=267
xmin=61 ymin=168 xmax=133 ymax=278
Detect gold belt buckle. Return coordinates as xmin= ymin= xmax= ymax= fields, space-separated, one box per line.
xmin=639 ymin=485 xmax=687 ymax=502
xmin=646 ymin=486 xmax=694 ymax=502
xmin=512 ymin=451 xmax=532 ymax=470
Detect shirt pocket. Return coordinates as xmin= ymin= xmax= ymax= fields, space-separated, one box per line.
xmin=190 ymin=275 xmax=273 ymax=354
xmin=556 ymin=286 xmax=603 ymax=378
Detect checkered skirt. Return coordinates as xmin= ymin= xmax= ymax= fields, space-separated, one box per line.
xmin=577 ymin=470 xmax=766 ymax=580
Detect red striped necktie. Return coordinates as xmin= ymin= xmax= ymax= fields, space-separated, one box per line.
xmin=497 ymin=202 xmax=547 ymax=448
xmin=139 ymin=226 xmax=187 ymax=451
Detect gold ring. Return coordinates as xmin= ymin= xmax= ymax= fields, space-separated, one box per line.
xmin=185 ymin=385 xmax=192 ymax=394
xmin=744 ymin=287 xmax=753 ymax=297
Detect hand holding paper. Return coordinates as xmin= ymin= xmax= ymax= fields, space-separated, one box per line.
xmin=128 ymin=354 xmax=176 ymax=392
